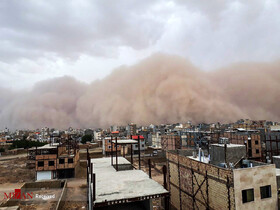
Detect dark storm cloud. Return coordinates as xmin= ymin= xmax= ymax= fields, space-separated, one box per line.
xmin=0 ymin=0 xmax=164 ymax=62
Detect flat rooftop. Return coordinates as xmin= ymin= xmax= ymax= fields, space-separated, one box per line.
xmin=91 ymin=157 xmax=168 ymax=206
xmin=111 ymin=139 xmax=138 ymax=144
xmin=188 ymin=156 xmax=210 ymax=164
xmin=28 ymin=143 xmax=60 ymax=151
xmin=149 ymin=146 xmax=162 ymax=150
xmin=38 ymin=143 xmax=59 ymax=149
xmin=211 ymin=143 xmax=245 ymax=148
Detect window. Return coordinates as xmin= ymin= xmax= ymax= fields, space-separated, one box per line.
xmin=38 ymin=161 xmax=44 ymax=167
xmin=248 ymin=149 xmax=252 ymax=157
xmin=255 ymin=140 xmax=259 ymax=145
xmin=260 ymin=185 xmax=271 ymax=199
xmin=59 ymin=159 xmax=65 ymax=164
xmin=242 ymin=189 xmax=254 ymax=203
xmin=48 ymin=161 xmax=54 ymax=166
xmin=142 ymin=144 xmax=144 ymax=148
xmin=256 ymin=149 xmax=259 ymax=154
xmin=108 ymin=145 xmax=111 ymax=149
xmin=68 ymin=158 xmax=73 ymax=164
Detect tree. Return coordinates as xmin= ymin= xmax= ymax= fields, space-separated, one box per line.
xmin=8 ymin=140 xmax=46 ymax=150
xmin=81 ymin=134 xmax=92 ymax=144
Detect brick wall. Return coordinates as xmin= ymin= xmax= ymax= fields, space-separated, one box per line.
xmin=166 ymin=151 xmax=235 ymax=210
xmin=222 ymin=133 xmax=262 ymax=159
xmin=161 ymin=135 xmax=181 ymax=151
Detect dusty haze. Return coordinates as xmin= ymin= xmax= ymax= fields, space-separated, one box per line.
xmin=0 ymin=54 xmax=279 ymax=129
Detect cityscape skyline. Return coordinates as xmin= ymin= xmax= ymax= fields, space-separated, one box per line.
xmin=1 ymin=1 xmax=280 ymax=209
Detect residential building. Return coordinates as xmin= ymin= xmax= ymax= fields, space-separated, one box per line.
xmin=94 ymin=130 xmax=102 ymax=141
xmin=127 ymin=123 xmax=137 ymax=136
xmin=131 ymin=135 xmax=145 ymax=154
xmin=161 ymin=134 xmax=181 ymax=151
xmin=222 ymin=131 xmax=262 ymax=160
xmin=28 ymin=141 xmax=79 ymax=180
xmin=166 ymin=144 xmax=278 ymax=210
xmin=150 ymin=132 xmax=161 ymax=148
xmin=262 ymin=130 xmax=280 ymax=163
xmin=102 ymin=137 xmax=121 ymax=156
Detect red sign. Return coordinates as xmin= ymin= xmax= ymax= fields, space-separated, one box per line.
xmin=3 ymin=189 xmax=33 ymax=199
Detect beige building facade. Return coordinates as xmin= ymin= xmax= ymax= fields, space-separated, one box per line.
xmin=233 ymin=164 xmax=277 ymax=210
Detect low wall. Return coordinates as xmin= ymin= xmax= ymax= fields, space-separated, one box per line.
xmin=56 ymin=180 xmax=67 ymax=210
xmin=0 ymin=180 xmax=65 ymax=208
xmin=23 ymin=180 xmax=63 ymax=190
xmin=0 ymin=184 xmax=25 ymax=207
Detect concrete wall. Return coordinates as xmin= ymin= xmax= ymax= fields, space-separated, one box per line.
xmin=0 ymin=180 xmax=65 ymax=208
xmin=233 ymin=164 xmax=278 ymax=210
xmin=273 ymin=156 xmax=280 ymax=168
xmin=23 ymin=180 xmax=64 ymax=189
xmin=209 ymin=144 xmax=246 ymax=166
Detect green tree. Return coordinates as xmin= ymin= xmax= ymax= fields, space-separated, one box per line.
xmin=81 ymin=134 xmax=92 ymax=144
xmin=8 ymin=140 xmax=47 ymax=150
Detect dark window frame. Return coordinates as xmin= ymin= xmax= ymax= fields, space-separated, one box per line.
xmin=260 ymin=185 xmax=271 ymax=199
xmin=48 ymin=161 xmax=54 ymax=166
xmin=38 ymin=161 xmax=44 ymax=167
xmin=59 ymin=158 xmax=65 ymax=164
xmin=242 ymin=188 xmax=254 ymax=203
xmin=68 ymin=158 xmax=74 ymax=164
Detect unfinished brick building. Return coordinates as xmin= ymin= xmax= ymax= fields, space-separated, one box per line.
xmin=166 ymin=146 xmax=277 ymax=210
xmin=161 ymin=135 xmax=181 ymax=151
xmin=28 ymin=141 xmax=79 ymax=180
xmin=102 ymin=137 xmax=121 ymax=156
xmin=262 ymin=131 xmax=280 ymax=163
xmin=222 ymin=132 xmax=262 ymax=160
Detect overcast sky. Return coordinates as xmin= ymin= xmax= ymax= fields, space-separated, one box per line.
xmin=1 ymin=0 xmax=280 ymax=89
